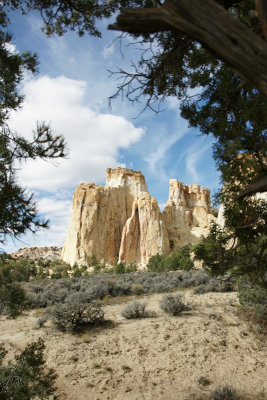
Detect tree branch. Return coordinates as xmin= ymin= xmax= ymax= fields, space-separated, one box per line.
xmin=236 ymin=177 xmax=267 ymax=200
xmin=109 ymin=0 xmax=267 ymax=97
xmin=256 ymin=0 xmax=267 ymax=40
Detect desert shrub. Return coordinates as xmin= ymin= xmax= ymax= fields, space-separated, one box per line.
xmin=208 ymin=278 xmax=235 ymax=292
xmin=159 ymin=293 xmax=191 ymax=315
xmin=131 ymin=283 xmax=146 ymax=295
xmin=36 ymin=313 xmax=50 ymax=328
xmin=121 ymin=301 xmax=148 ymax=319
xmin=238 ymin=278 xmax=267 ymax=320
xmin=0 ymin=338 xmax=57 ymax=399
xmin=23 ymin=270 xmax=211 ymax=311
xmin=209 ymin=384 xmax=238 ymax=400
xmin=0 ymin=283 xmax=26 ymax=318
xmin=193 ymin=284 xmax=209 ymax=294
xmin=193 ymin=277 xmax=235 ymax=294
xmin=110 ymin=282 xmax=132 ymax=297
xmin=187 ymin=270 xmax=210 ymax=286
xmin=147 ymin=280 xmax=174 ymax=293
xmin=49 ymin=292 xmax=104 ymax=332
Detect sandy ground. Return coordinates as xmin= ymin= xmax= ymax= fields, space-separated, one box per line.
xmin=0 ymin=290 xmax=266 ymax=400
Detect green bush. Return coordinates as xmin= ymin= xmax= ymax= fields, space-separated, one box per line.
xmin=147 ymin=254 xmax=166 ymax=272
xmin=0 ymin=255 xmax=37 ymax=283
xmin=159 ymin=293 xmax=191 ymax=316
xmin=49 ymin=260 xmax=71 ymax=279
xmin=0 ymin=283 xmax=26 ymax=318
xmin=165 ymin=244 xmax=194 ymax=271
xmin=125 ymin=263 xmax=137 ymax=273
xmin=238 ymin=278 xmax=267 ymax=320
xmin=88 ymin=255 xmax=97 ymax=267
xmin=49 ymin=293 xmax=104 ymax=332
xmin=113 ymin=262 xmax=125 ymax=274
xmin=71 ymin=266 xmax=82 ymax=277
xmin=93 ymin=262 xmax=107 ymax=274
xmin=0 ymin=338 xmax=57 ymax=399
xmin=121 ymin=301 xmax=148 ymax=319
xmin=147 ymin=245 xmax=194 ymax=272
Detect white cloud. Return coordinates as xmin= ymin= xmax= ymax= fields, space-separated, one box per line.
xmin=34 ymin=195 xmax=73 ymax=247
xmin=9 ymin=75 xmax=144 ymax=190
xmin=4 ymin=194 xmax=73 ymax=252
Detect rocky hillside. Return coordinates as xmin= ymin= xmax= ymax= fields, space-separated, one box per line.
xmin=10 ymin=246 xmax=62 ymax=261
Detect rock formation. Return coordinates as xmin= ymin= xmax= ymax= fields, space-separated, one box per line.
xmin=163 ymin=180 xmax=216 ymax=249
xmin=61 ymin=168 xmax=216 ymax=267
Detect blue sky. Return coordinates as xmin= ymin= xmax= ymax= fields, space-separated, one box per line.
xmin=4 ymin=9 xmax=220 ymax=252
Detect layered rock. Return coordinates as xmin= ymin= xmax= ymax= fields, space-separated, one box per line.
xmin=61 ymin=168 xmax=216 ymax=267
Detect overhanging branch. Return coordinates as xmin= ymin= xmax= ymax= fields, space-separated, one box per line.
xmin=109 ymin=0 xmax=267 ymax=97
xmin=236 ymin=177 xmax=267 ymax=200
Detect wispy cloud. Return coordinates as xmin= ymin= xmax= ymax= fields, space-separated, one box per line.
xmin=184 ymin=140 xmax=213 ymax=183
xmin=144 ymin=120 xmax=189 ymax=182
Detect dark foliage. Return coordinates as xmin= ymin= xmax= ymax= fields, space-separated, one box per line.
xmin=0 ymin=282 xmax=26 ymax=318
xmin=238 ymin=277 xmax=267 ymax=320
xmin=0 ymin=10 xmax=67 ymax=246
xmin=0 ymin=338 xmax=57 ymax=399
xmin=0 ymin=254 xmax=37 ymax=282
xmin=147 ymin=245 xmax=194 ymax=272
xmin=0 ymin=254 xmax=29 ymax=318
xmin=194 ymin=210 xmax=267 ymax=290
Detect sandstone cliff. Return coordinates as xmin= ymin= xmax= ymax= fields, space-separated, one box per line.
xmin=163 ymin=180 xmax=216 ymax=249
xmin=61 ymin=168 xmax=216 ymax=266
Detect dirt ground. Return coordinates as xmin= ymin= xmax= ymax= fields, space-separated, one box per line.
xmin=0 ymin=290 xmax=266 ymax=400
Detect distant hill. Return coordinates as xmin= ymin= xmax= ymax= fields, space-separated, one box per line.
xmin=10 ymin=246 xmax=62 ymax=261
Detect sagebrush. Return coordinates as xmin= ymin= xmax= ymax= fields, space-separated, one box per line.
xmin=160 ymin=293 xmax=191 ymax=316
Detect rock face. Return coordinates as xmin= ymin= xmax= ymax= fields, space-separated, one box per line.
xmin=119 ymin=192 xmax=170 ymax=266
xmin=163 ymin=180 xmax=216 ymax=249
xmin=61 ymin=168 xmax=216 ymax=266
